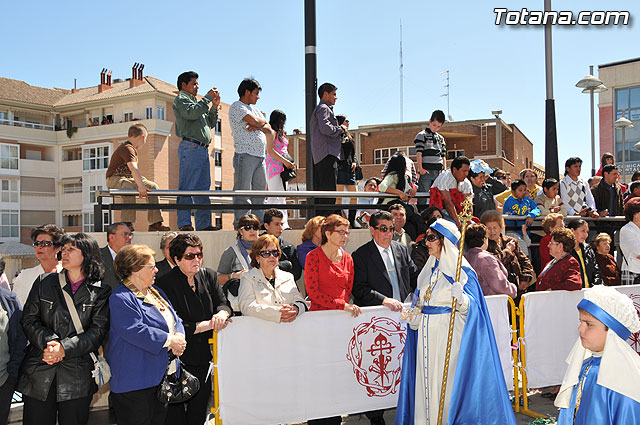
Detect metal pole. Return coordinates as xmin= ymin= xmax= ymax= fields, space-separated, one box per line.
xmin=622 ymin=128 xmax=627 ymax=183
xmin=544 ymin=0 xmax=559 ymax=180
xmin=304 ymin=0 xmax=317 ymax=216
xmin=496 ymin=115 xmax=502 ymax=158
xmin=589 ymin=65 xmax=596 ymax=176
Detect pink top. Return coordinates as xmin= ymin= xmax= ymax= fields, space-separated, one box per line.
xmin=265 ymin=134 xmax=289 ymax=179
xmin=66 ymin=271 xmax=86 ymax=295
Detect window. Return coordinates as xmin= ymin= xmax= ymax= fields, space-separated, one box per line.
xmin=0 ymin=144 xmax=18 ymax=170
xmin=215 ymin=214 xmax=222 ymax=228
xmin=214 ymin=181 xmax=222 ymax=190
xmin=65 ymin=215 xmax=81 ymax=227
xmin=145 ymin=107 xmax=153 ymax=120
xmin=123 ymin=112 xmax=133 ymax=122
xmin=157 ymin=107 xmax=165 ymax=120
xmin=63 ymin=147 xmax=82 ymax=161
xmin=215 ymin=119 xmax=222 ymax=135
xmin=446 ymin=149 xmax=465 ymax=160
xmin=82 ymin=146 xmax=110 ymax=170
xmin=372 ymin=146 xmax=408 ymax=165
xmin=214 ymin=150 xmax=222 ymax=166
xmin=0 ymin=209 xmax=19 ymax=238
xmin=63 ymin=183 xmax=82 ymax=194
xmin=0 ymin=180 xmax=18 ymax=202
xmin=83 ymin=211 xmax=109 ymax=232
xmin=89 ymin=185 xmax=103 ymax=203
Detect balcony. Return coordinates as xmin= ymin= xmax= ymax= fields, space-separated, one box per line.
xmin=59 ymin=159 xmax=82 ymax=179
xmin=61 ymin=119 xmax=174 ymax=143
xmin=0 ymin=120 xmax=57 ymax=144
xmin=0 ymin=118 xmax=54 ymax=131
xmin=20 ymin=158 xmax=57 ymax=177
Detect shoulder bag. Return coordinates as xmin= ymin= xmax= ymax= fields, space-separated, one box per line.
xmin=157 ymin=354 xmax=200 ymax=404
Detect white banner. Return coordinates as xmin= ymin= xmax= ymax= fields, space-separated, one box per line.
xmin=217 ymin=298 xmax=515 ymax=425
xmin=485 ymin=294 xmax=515 ymax=390
xmin=523 ymin=285 xmax=640 ymax=388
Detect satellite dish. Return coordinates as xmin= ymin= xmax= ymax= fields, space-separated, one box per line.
xmin=447 ymin=114 xmax=453 ymax=122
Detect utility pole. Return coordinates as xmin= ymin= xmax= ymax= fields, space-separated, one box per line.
xmin=441 ymin=70 xmax=450 ymax=119
xmin=304 ymin=0 xmax=317 ymax=215
xmin=399 ymin=20 xmax=404 ymax=123
xmin=544 ymin=0 xmax=559 ymax=180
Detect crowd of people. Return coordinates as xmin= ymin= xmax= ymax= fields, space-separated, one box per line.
xmin=2 ymin=78 xmax=640 ymax=424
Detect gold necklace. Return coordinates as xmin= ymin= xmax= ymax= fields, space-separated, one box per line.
xmin=423 ymin=267 xmax=441 ymax=302
xmin=573 ymin=363 xmax=592 ymax=422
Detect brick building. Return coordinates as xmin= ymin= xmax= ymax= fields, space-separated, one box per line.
xmin=0 ymin=66 xmax=235 ymax=243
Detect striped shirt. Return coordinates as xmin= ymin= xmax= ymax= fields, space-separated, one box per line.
xmin=414 ymin=128 xmax=446 ymax=169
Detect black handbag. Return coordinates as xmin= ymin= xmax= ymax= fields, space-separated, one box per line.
xmin=354 ymin=165 xmax=363 ymax=181
xmin=223 ymin=278 xmax=241 ymax=297
xmin=157 ymin=356 xmax=200 ymax=404
xmin=280 ymin=153 xmax=297 ymax=184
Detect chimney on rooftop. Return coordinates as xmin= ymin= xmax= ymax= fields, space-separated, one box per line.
xmin=98 ymin=68 xmax=113 ymax=93
xmin=130 ymin=62 xmax=145 ymax=88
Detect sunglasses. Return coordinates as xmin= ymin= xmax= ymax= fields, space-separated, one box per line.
xmin=373 ymin=225 xmax=394 ymax=233
xmin=425 ymin=233 xmax=442 ymax=242
xmin=258 ymin=250 xmax=281 ymax=258
xmin=182 ymin=252 xmax=203 ymax=260
xmin=241 ymin=225 xmax=261 ymax=231
xmin=33 ymin=241 xmax=54 ymax=247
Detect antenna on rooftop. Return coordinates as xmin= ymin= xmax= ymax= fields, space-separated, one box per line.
xmin=399 ymin=19 xmax=404 ymax=123
xmin=74 ymin=79 xmax=77 ymax=90
xmin=441 ymin=70 xmax=450 ymax=119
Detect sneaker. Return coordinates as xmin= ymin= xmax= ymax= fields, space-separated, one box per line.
xmin=148 ymin=222 xmax=170 ymax=232
xmin=179 ymin=225 xmax=194 ymax=231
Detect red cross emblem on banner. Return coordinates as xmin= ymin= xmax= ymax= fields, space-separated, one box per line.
xmin=628 ymin=294 xmax=640 ymax=354
xmin=346 ymin=316 xmax=406 ymax=397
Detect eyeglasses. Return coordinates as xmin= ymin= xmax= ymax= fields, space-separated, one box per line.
xmin=33 ymin=241 xmax=54 ymax=247
xmin=372 ymin=225 xmax=394 ymax=233
xmin=182 ymin=252 xmax=203 ymax=260
xmin=241 ymin=225 xmax=261 ymax=231
xmin=495 ymin=175 xmax=507 ymax=180
xmin=425 ymin=234 xmax=442 ymax=242
xmin=258 ymin=250 xmax=281 ymax=258
xmin=332 ymin=230 xmax=350 ymax=236
xmin=141 ymin=263 xmax=156 ymax=268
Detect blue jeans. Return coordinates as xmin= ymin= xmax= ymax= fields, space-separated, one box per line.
xmin=233 ymin=152 xmax=267 ymax=225
xmin=177 ymin=140 xmax=212 ymax=229
xmin=417 ymin=169 xmax=440 ymax=206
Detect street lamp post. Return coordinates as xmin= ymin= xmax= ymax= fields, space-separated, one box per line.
xmin=615 ymin=117 xmax=634 ymax=183
xmin=576 ymin=66 xmax=607 ymax=177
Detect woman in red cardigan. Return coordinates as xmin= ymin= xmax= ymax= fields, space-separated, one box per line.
xmin=539 ymin=213 xmax=565 ymax=270
xmin=537 ymin=228 xmax=582 ymax=291
xmin=305 ymin=214 xmax=361 ymax=317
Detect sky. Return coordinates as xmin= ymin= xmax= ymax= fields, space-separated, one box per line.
xmin=2 ymin=0 xmax=638 ymax=179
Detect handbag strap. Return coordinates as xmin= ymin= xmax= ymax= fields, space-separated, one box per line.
xmin=231 ymin=244 xmax=249 ymax=271
xmin=57 ymin=272 xmax=98 ymax=363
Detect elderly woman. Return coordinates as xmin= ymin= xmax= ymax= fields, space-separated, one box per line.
xmin=13 ymin=224 xmax=65 ymax=306
xmin=536 ymin=228 xmax=582 ymax=291
xmin=305 ymin=214 xmax=360 ymax=425
xmin=239 ymin=234 xmax=307 ymax=322
xmin=18 ymin=233 xmax=110 ymax=425
xmin=217 ymin=213 xmax=260 ymax=312
xmin=109 ymin=244 xmax=186 ymax=425
xmin=156 ymin=234 xmax=231 ymax=425
xmin=591 ymin=233 xmax=620 ymax=286
xmin=567 ymin=219 xmax=603 ymax=287
xmin=396 ymin=219 xmax=516 ymax=424
xmin=155 ymin=231 xmax=178 ymax=279
xmin=464 ymin=223 xmax=516 ymax=298
xmin=539 ymin=213 xmax=564 ymax=269
xmin=619 ymin=198 xmax=640 ymax=284
xmin=480 ymin=210 xmax=535 ymax=293
xmin=296 ymin=215 xmax=325 ymax=269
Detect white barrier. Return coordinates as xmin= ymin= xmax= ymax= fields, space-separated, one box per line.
xmin=217 ymin=297 xmax=515 ymax=425
xmin=523 ymin=285 xmax=640 ymax=388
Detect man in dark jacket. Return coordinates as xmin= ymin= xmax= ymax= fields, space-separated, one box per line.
xmin=262 ymin=209 xmax=302 ymax=281
xmin=0 ymin=287 xmax=27 ymax=425
xmin=592 ymin=164 xmax=624 ymax=217
xmin=100 ymin=222 xmax=132 ymax=291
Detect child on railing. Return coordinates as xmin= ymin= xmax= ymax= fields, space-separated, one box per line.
xmin=555 ymin=285 xmax=640 ymax=423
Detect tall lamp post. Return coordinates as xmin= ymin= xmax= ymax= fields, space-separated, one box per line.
xmin=576 ymin=67 xmax=607 ymax=176
xmin=615 ymin=117 xmax=634 ymax=183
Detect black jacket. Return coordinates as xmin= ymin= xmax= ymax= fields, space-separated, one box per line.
xmin=352 ymin=240 xmax=418 ymax=306
xmin=591 ymin=180 xmax=624 ymax=217
xmin=155 ymin=267 xmax=231 ymax=366
xmin=17 ymin=271 xmax=111 ymax=402
xmin=571 ymin=243 xmax=604 ymax=287
xmin=155 ymin=258 xmax=173 ymax=280
xmin=0 ymin=287 xmax=27 ymax=382
xmin=278 ymin=237 xmax=302 ymax=281
xmin=100 ymin=246 xmax=120 ymax=291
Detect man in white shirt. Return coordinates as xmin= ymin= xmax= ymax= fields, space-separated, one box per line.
xmin=12 ymin=224 xmax=64 ymax=306
xmin=559 ymin=157 xmax=599 ymax=217
xmin=229 ymin=78 xmax=275 ymax=225
xmin=430 ymin=156 xmax=473 ymax=229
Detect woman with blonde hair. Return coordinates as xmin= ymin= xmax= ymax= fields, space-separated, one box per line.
xmin=239 ymin=234 xmax=307 ymax=322
xmin=296 ymin=216 xmax=325 ymax=269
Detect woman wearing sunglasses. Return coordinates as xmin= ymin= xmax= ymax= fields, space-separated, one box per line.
xmin=217 ymin=214 xmax=261 ymax=312
xmin=155 ymin=233 xmax=231 ymax=425
xmin=238 ymin=234 xmax=307 ymax=322
xmin=13 ymin=224 xmax=65 ymax=306
xmin=395 ymin=219 xmax=516 ymax=425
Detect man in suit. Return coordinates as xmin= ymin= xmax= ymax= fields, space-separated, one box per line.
xmin=155 ymin=231 xmax=178 ymax=279
xmin=352 ymin=210 xmax=418 ymax=425
xmin=100 ymin=222 xmax=132 ymax=291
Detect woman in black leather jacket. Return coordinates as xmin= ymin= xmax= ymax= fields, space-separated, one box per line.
xmin=18 ymin=233 xmax=110 ymax=425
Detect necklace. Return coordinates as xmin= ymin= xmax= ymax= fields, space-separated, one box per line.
xmin=573 ymin=363 xmax=592 ymax=422
xmin=423 ymin=267 xmax=442 ymax=302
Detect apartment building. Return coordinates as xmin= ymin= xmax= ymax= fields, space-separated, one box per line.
xmin=0 ymin=65 xmax=234 ymax=244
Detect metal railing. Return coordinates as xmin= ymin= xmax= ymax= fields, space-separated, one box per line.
xmin=0 ymin=118 xmax=54 ymax=131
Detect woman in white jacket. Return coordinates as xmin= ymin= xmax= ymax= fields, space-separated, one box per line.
xmin=238 ymin=234 xmax=308 ymax=322
xmin=619 ymin=197 xmax=640 ymax=284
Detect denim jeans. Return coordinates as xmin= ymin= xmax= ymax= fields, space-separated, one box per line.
xmin=417 ymin=169 xmax=440 ymax=206
xmin=233 ymin=153 xmax=267 ymax=225
xmin=177 ymin=140 xmax=211 ymax=230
